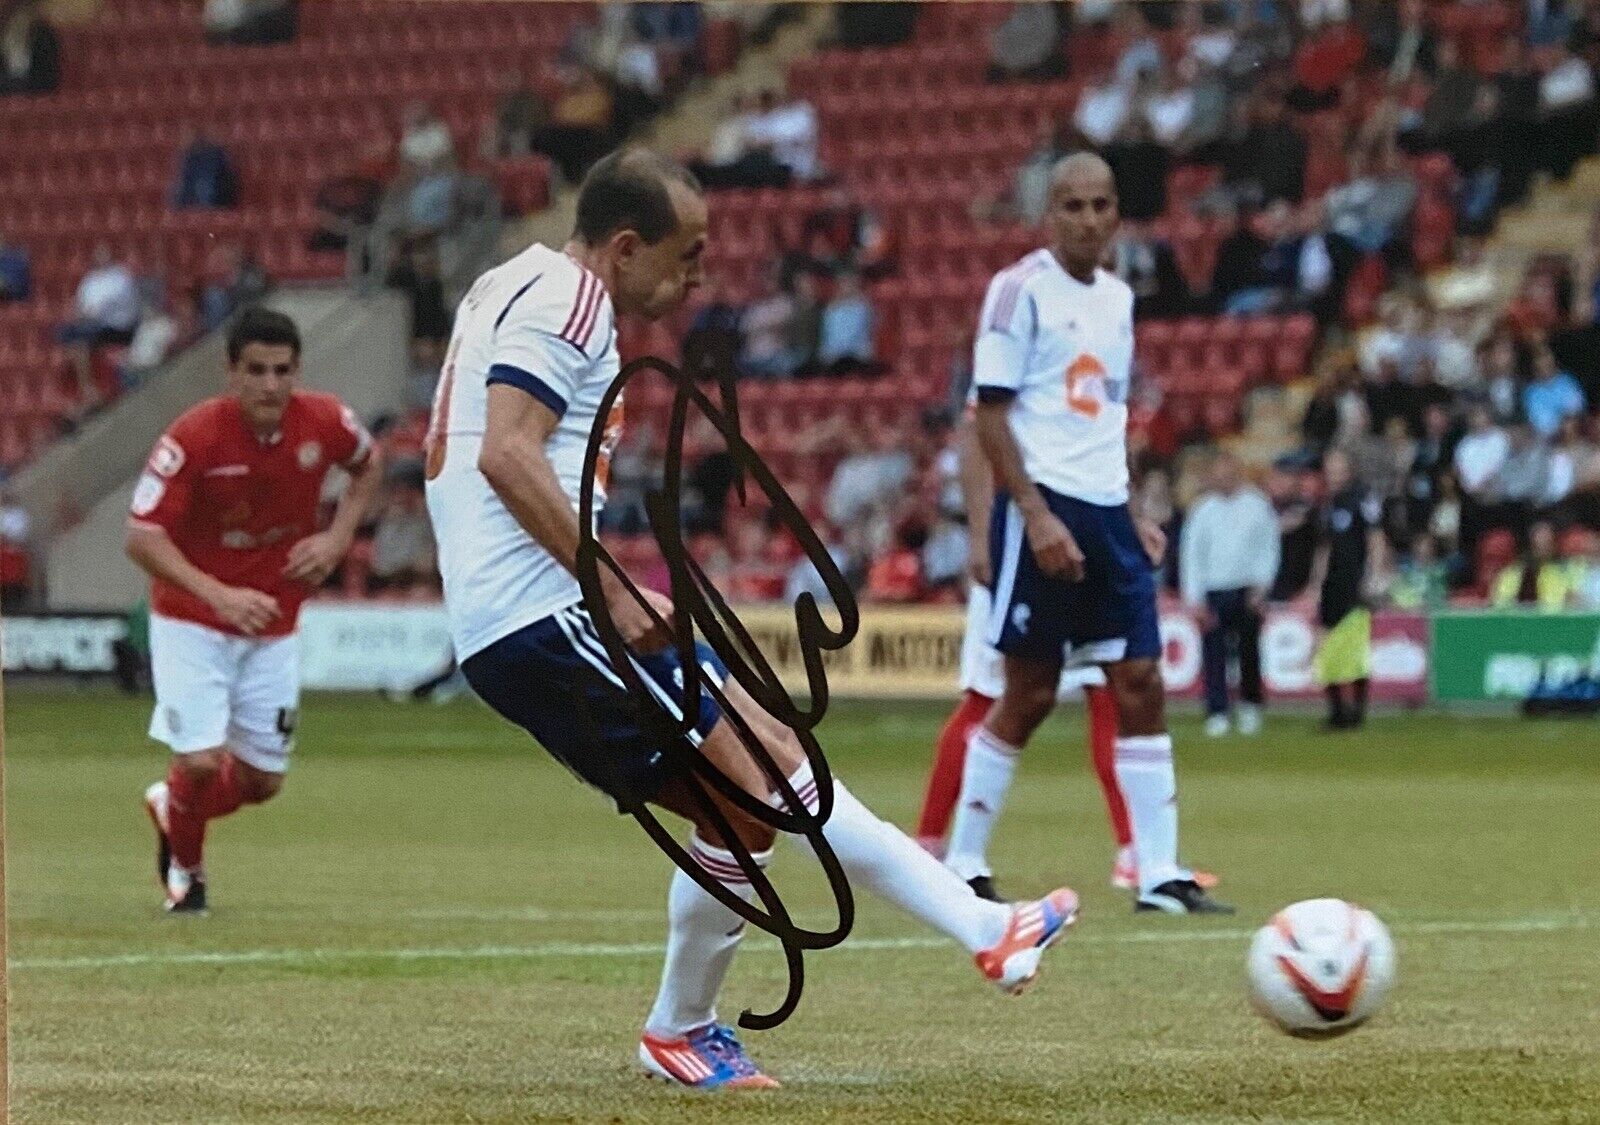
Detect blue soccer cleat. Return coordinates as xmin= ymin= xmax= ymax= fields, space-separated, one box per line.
xmin=638 ymin=1022 xmax=780 ymax=1089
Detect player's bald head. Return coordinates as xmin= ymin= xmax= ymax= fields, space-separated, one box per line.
xmin=1045 ymin=150 xmax=1119 ymax=278
xmin=1050 ymin=151 xmax=1115 ymax=195
xmin=574 ymin=147 xmax=704 ymax=247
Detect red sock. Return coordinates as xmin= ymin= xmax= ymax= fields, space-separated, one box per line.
xmin=916 ymin=690 xmax=994 ymax=846
xmin=1085 ymin=684 xmax=1132 ymax=848
xmin=164 ymin=756 xmax=249 ymax=871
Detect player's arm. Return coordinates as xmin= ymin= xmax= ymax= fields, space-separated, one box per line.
xmin=285 ymin=403 xmax=385 ymax=586
xmin=478 ymin=383 xmax=670 ymax=651
xmin=970 ymin=278 xmax=1084 ymax=581
xmin=126 ymin=433 xmax=281 ymax=634
xmin=957 ymin=411 xmax=995 ymax=586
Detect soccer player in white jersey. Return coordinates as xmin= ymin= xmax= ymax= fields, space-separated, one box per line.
xmin=955 ymin=152 xmax=1233 ymax=915
xmin=423 ymin=149 xmax=1079 ymax=1090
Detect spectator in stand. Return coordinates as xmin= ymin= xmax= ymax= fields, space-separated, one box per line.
xmin=1453 ymin=402 xmax=1511 ymax=518
xmin=1367 ymin=0 xmax=1436 ymax=86
xmin=1104 ymin=111 xmax=1169 ymax=222
xmin=680 ymin=278 xmax=744 ymax=383
xmin=1389 ymin=531 xmax=1449 ymax=610
xmin=683 ymin=415 xmax=736 ymax=535
xmin=0 ymin=232 xmax=29 ymax=301
xmin=1572 ymin=531 xmax=1600 ymax=609
xmin=1359 ymin=293 xmax=1429 ymax=379
xmin=814 ymin=271 xmax=882 ymax=377
xmin=1219 ymin=93 xmax=1307 ymax=208
xmin=1490 ymin=519 xmax=1574 ymax=610
xmin=598 ymin=420 xmax=658 ymax=535
xmin=727 ymin=518 xmax=790 ymax=603
xmin=198 ymin=242 xmax=268 ymax=332
xmin=535 ymin=64 xmax=617 ymax=184
xmin=483 ymin=69 xmax=550 ymax=159
xmin=1182 ymin=451 xmax=1279 ymax=738
xmin=1288 ymin=9 xmax=1366 ymax=112
xmin=1365 ymin=355 xmax=1419 ymax=437
xmin=1476 ymin=331 xmax=1526 ymax=425
xmin=1523 ymin=343 xmax=1587 ymax=438
xmin=1074 ymin=65 xmax=1136 ymax=148
xmin=1399 ymin=401 xmax=1454 ymax=538
xmin=743 ymin=88 xmax=820 ymax=184
xmin=784 ymin=520 xmax=852 ymax=606
xmin=1142 ymin=57 xmax=1201 ymax=150
xmin=368 ymin=466 xmax=438 ymax=595
xmin=1 ymin=0 xmax=58 ymax=95
xmin=833 ymin=1 xmax=916 ymax=49
xmin=1325 ymin=140 xmax=1418 ymax=255
xmin=202 ymin=0 xmax=295 ymax=46
xmin=57 ymin=244 xmax=141 ymax=408
xmin=171 ymin=130 xmax=238 ymax=210
xmin=1111 ymin=220 xmax=1189 ymax=320
xmin=121 ymin=290 xmax=180 ymax=386
xmin=632 ymin=1 xmax=704 ymax=62
xmin=866 ymin=521 xmax=926 ymax=603
xmin=691 ymin=92 xmax=790 ymax=190
xmin=1537 ymin=36 xmax=1598 ymax=181
xmin=1479 ymin=420 xmax=1552 ymax=543
xmin=824 ymin=416 xmax=912 ymax=535
xmin=739 ymin=269 xmax=803 ymax=378
xmin=1209 ymin=202 xmax=1268 ymax=310
xmin=307 ymin=136 xmax=393 ymax=259
xmin=799 ymin=185 xmax=895 ymax=281
xmin=385 ymin=241 xmax=452 ymax=369
xmin=986 ymin=0 xmax=1062 ymax=82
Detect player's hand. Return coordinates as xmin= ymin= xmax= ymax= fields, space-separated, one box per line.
xmin=209 ymin=585 xmax=281 ymax=636
xmin=1196 ymin=605 xmax=1220 ymax=632
xmin=967 ymin=537 xmax=992 ymax=587
xmin=1135 ymin=516 xmax=1167 ymax=566
xmin=1024 ymin=510 xmax=1084 ymax=581
xmin=283 ymin=532 xmax=349 ymax=587
xmin=1246 ymin=588 xmax=1268 ymax=615
xmin=604 ymin=582 xmax=675 ymax=655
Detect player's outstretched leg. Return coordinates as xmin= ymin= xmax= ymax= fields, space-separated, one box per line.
xmin=1104 ymin=660 xmax=1233 ymax=915
xmin=915 ymin=689 xmax=993 ymax=856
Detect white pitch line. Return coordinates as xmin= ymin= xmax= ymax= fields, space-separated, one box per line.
xmin=8 ymin=914 xmax=1591 ymax=973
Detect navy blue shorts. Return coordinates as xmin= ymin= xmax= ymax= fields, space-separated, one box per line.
xmin=986 ymin=486 xmax=1162 ymax=666
xmin=461 ymin=602 xmax=728 ymax=811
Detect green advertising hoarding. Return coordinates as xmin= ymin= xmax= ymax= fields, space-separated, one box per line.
xmin=1431 ymin=611 xmax=1600 ymax=702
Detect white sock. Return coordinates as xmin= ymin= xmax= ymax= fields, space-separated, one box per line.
xmin=943 ymin=726 xmax=1020 ymax=881
xmin=1114 ymin=734 xmax=1182 ymax=894
xmin=644 ymin=834 xmax=770 ymax=1038
xmin=775 ymin=761 xmax=1010 ymax=954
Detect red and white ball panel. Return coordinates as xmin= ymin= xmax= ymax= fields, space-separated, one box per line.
xmin=1248 ymin=898 xmax=1396 ymax=1038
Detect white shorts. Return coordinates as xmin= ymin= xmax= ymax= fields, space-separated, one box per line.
xmin=960 ymin=586 xmax=1107 ymax=700
xmin=148 ymin=614 xmax=301 ymax=774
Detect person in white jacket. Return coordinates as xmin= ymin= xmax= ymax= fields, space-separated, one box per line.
xmin=1180 ymin=452 xmax=1281 ymax=736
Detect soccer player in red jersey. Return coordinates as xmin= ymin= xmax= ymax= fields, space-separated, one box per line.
xmin=127 ymin=307 xmax=382 ymax=913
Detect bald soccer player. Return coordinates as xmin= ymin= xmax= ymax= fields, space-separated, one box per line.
xmin=946 ymin=152 xmax=1232 ymax=914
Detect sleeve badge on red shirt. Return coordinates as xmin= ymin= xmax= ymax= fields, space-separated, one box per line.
xmin=297 ymin=441 xmax=322 ymax=469
xmin=150 ymin=436 xmax=185 ymax=478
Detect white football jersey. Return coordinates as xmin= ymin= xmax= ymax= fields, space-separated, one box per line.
xmin=424 ymin=243 xmax=624 ymax=660
xmin=972 ymin=249 xmax=1135 ymax=505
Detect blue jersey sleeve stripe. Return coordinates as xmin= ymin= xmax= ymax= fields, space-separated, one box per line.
xmin=975 ymin=385 xmax=1018 ymax=404
xmin=488 ymin=363 xmax=567 ymax=418
xmin=493 ymin=273 xmax=544 ymax=331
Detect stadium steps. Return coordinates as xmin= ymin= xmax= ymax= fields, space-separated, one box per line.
xmin=34 ymin=288 xmax=408 ymax=611
xmin=494 ymin=3 xmax=832 ymax=267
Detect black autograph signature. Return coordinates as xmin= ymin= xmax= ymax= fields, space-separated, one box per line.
xmin=572 ymin=353 xmax=860 ymax=1031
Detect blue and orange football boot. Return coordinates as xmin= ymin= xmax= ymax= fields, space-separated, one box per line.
xmin=638 ymin=1022 xmax=780 ymax=1089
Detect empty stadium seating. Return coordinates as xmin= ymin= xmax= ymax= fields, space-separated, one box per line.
xmin=0 ymin=0 xmax=585 ymax=467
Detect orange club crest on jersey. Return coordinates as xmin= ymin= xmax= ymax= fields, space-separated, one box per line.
xmin=1065 ymin=353 xmax=1106 ymax=418
xmin=594 ymin=400 xmax=626 ymax=490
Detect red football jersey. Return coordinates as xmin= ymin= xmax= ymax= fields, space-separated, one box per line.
xmin=128 ymin=390 xmax=372 ymax=636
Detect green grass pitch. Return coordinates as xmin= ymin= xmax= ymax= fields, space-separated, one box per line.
xmin=6 ymin=689 xmax=1599 ymax=1123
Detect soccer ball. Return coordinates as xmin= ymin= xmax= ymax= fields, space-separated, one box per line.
xmin=1247 ymin=898 xmax=1396 ymax=1038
